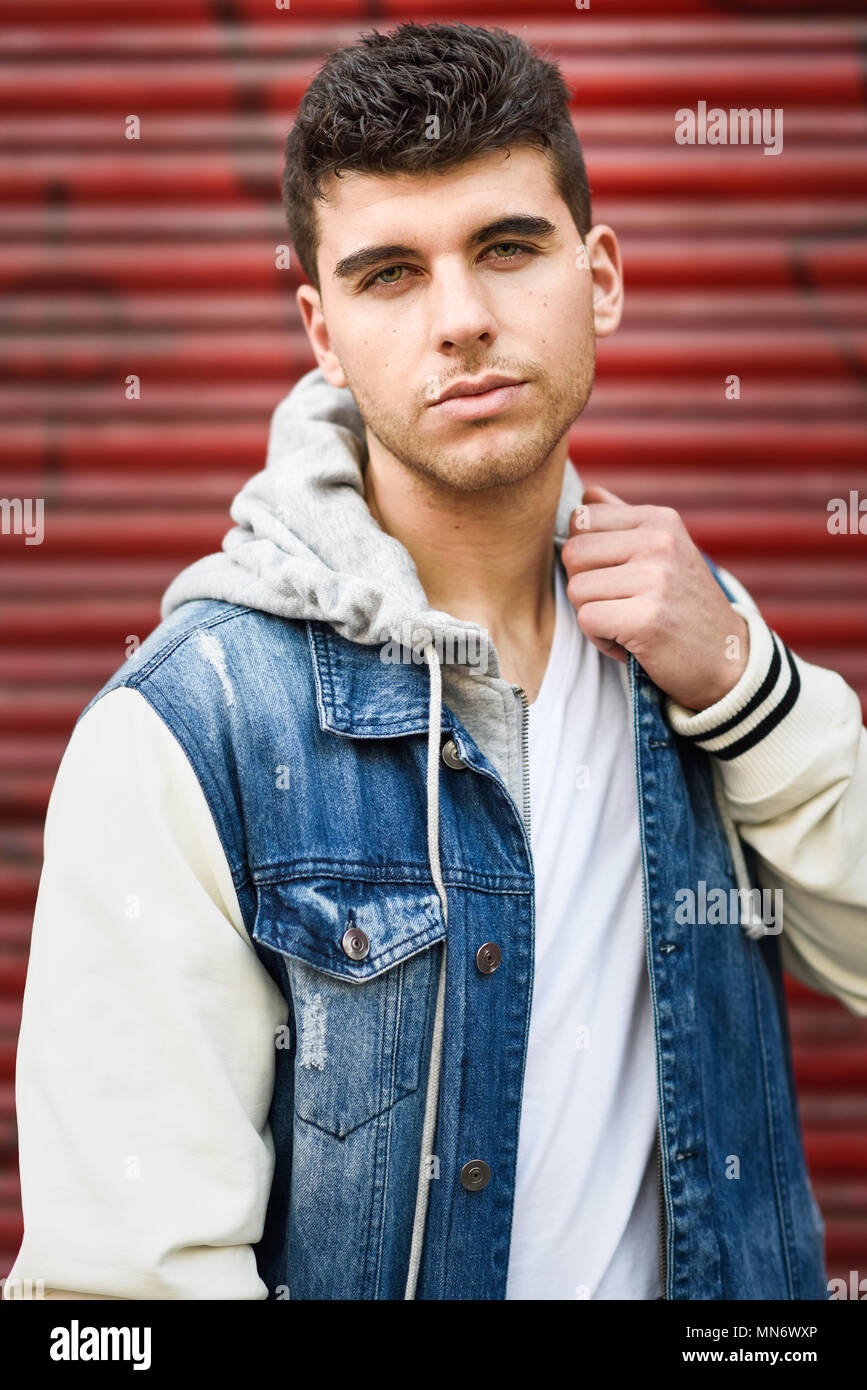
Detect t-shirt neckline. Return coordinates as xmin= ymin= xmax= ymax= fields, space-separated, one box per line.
xmin=527 ymin=557 xmax=573 ymax=717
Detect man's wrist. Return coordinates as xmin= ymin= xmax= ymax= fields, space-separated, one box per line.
xmin=663 ymin=602 xmax=808 ymax=801
xmin=664 ymin=600 xmax=858 ymax=809
xmin=687 ymin=613 xmax=751 ymax=712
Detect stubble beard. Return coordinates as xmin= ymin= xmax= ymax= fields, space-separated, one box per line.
xmin=346 ymin=336 xmax=596 ymax=495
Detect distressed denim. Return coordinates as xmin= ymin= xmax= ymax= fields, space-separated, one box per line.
xmin=81 ymin=582 xmax=829 ymax=1300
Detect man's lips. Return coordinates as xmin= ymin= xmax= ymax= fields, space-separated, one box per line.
xmin=428 ymin=381 xmax=528 ymax=421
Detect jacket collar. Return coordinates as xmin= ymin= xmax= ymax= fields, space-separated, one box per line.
xmin=308 ymin=620 xmax=455 ymax=738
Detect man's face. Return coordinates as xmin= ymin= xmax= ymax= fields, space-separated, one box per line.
xmin=297 ymin=145 xmax=621 ymax=493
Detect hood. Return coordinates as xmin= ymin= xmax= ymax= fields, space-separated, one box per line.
xmin=159 ymin=364 xmax=586 ymax=1301
xmin=160 ymin=365 xmax=585 ymax=681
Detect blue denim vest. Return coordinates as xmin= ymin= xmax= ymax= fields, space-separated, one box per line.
xmin=81 ymin=562 xmax=829 ymax=1301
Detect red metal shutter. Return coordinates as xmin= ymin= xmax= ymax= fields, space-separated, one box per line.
xmin=1 ymin=0 xmax=865 ymax=1295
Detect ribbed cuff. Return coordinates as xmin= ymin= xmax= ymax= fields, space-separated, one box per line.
xmin=664 ymin=602 xmax=820 ymax=803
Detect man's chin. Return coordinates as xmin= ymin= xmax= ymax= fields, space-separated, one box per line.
xmin=420 ymin=439 xmax=564 ymax=493
xmin=358 ymin=390 xmax=581 ymax=492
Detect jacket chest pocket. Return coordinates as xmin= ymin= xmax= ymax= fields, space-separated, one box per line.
xmin=252 ymin=876 xmax=445 ymax=1139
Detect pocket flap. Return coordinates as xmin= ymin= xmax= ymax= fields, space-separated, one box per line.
xmin=252 ymin=876 xmax=446 ymax=981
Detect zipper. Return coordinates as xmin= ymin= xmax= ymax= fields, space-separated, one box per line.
xmin=511 ymin=685 xmax=531 ymax=835
xmin=625 ymin=654 xmax=669 ymax=1300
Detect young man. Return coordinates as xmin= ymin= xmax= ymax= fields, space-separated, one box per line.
xmin=6 ymin=22 xmax=867 ymax=1302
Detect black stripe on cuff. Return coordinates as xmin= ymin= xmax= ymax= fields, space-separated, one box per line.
xmin=677 ymin=631 xmax=783 ymax=746
xmin=699 ymin=644 xmax=801 ymax=761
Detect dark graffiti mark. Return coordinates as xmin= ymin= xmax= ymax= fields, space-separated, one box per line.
xmin=209 ymin=0 xmax=286 ymax=208
xmin=0 ymin=265 xmax=130 ymax=486
xmin=0 ymin=270 xmax=128 ymax=385
xmin=788 ymin=235 xmax=867 ymax=392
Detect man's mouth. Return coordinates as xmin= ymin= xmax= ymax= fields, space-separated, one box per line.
xmin=429 ymin=377 xmax=528 ymax=421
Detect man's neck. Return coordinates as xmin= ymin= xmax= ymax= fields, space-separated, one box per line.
xmin=363 ymin=441 xmax=568 ymax=699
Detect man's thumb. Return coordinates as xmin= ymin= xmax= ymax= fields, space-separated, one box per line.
xmin=582 ymin=484 xmax=627 ymax=505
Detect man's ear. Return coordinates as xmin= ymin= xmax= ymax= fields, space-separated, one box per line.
xmin=296 ymin=283 xmax=348 ymax=388
xmin=584 ymin=224 xmax=624 ymax=339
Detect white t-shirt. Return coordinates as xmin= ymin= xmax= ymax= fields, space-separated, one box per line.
xmin=505 ymin=559 xmax=662 ymax=1300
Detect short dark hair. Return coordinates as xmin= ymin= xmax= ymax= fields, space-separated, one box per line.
xmin=282 ymin=21 xmax=592 ymax=295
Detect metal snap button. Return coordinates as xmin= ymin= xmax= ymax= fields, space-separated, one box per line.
xmin=441 ymin=738 xmax=466 ymax=770
xmin=475 ymin=942 xmax=502 ymax=975
xmin=341 ymin=926 xmax=370 ymax=961
xmin=460 ymin=1159 xmax=491 ymax=1191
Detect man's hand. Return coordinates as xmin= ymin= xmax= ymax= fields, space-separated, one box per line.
xmin=562 ymin=484 xmax=750 ymax=712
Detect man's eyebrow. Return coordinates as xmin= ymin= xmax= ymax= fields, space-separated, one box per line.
xmin=332 ymin=215 xmax=558 ymax=282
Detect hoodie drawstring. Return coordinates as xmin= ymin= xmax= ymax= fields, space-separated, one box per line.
xmin=403 ymin=641 xmax=449 ymax=1300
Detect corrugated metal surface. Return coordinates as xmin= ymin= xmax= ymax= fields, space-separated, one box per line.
xmin=1 ymin=0 xmax=866 ymax=1293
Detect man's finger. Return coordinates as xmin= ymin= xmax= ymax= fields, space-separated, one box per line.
xmin=569 ymin=500 xmax=644 ymax=536
xmin=565 ymin=560 xmax=643 ymax=606
xmin=582 ymin=484 xmax=627 ymax=506
xmin=572 ymin=596 xmax=636 ymax=657
xmin=561 ymin=529 xmax=637 ymax=574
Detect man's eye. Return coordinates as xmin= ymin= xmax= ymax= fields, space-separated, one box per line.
xmin=363 ymin=265 xmax=407 ymax=290
xmin=373 ymin=265 xmax=405 ymax=286
xmin=361 ymin=242 xmax=535 ymax=291
xmin=486 ymin=242 xmax=532 ymax=260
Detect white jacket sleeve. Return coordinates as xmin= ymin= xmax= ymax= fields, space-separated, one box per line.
xmin=664 ymin=565 xmax=867 ymax=1018
xmin=3 ymin=686 xmax=288 ymax=1300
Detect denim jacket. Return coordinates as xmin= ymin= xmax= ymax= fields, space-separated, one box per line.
xmin=71 ymin=572 xmax=828 ymax=1300
xmin=10 ymin=370 xmax=863 ymax=1302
